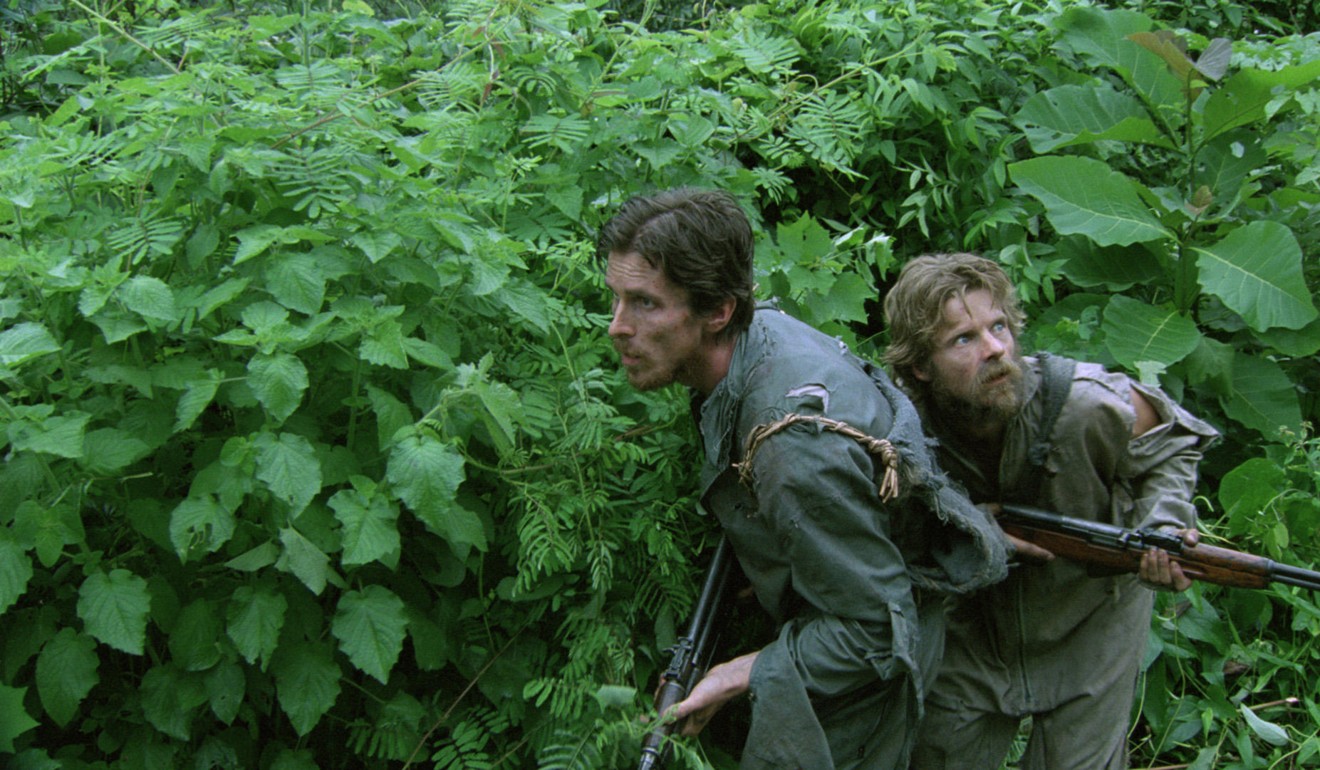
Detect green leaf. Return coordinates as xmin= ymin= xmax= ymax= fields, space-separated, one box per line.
xmin=0 ymin=322 xmax=60 ymax=369
xmin=1009 ymin=156 xmax=1171 ymax=246
xmin=1222 ymin=352 xmax=1302 ymax=441
xmin=36 ymin=628 xmax=99 ymax=727
xmin=1239 ymin=703 xmax=1290 ymax=747
xmin=0 ymin=684 xmax=40 ymax=752
xmin=1193 ymin=221 xmax=1317 ymax=332
xmin=139 ymin=663 xmax=207 ymax=740
xmin=174 ymin=371 xmax=222 ymax=432
xmin=1202 ymin=60 xmax=1320 ymax=142
xmin=226 ymin=584 xmax=287 ymax=671
xmin=1054 ymin=6 xmax=1182 ymax=109
xmin=0 ymin=534 xmax=34 ymax=614
xmin=266 ymin=253 xmax=326 ymax=315
xmin=205 ymin=660 xmax=245 ymax=724
xmin=168 ymin=600 xmax=223 ymax=672
xmin=386 ymin=428 xmax=479 ymax=549
xmin=118 ymin=275 xmax=177 ymax=323
xmin=1101 ymin=295 xmax=1200 ymax=371
xmin=366 ymin=386 xmax=414 ymax=451
xmin=77 ymin=569 xmax=151 ymax=655
xmin=254 ymin=431 xmax=322 ymax=513
xmin=1219 ymin=458 xmax=1285 ymax=523
xmin=332 ymin=586 xmax=407 ymax=683
xmin=8 ymin=410 xmax=91 ymax=459
xmin=247 ymin=353 xmax=309 ymax=423
xmin=81 ymin=427 xmax=151 ymax=475
xmin=1015 ymin=85 xmax=1172 ymax=152
xmin=328 ymin=482 xmax=400 ymax=567
xmin=350 ymin=230 xmax=401 ymax=264
xmin=277 ymin=526 xmax=331 ymax=595
xmin=360 ymin=320 xmax=410 ymax=369
xmin=1058 ymin=238 xmax=1162 ymax=290
xmin=169 ymin=495 xmax=236 ymax=561
xmin=273 ymin=641 xmax=341 ymax=736
xmin=14 ymin=500 xmax=83 ymax=569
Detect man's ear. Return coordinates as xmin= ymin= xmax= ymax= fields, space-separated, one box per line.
xmin=911 ymin=363 xmax=932 ymax=383
xmin=704 ymin=296 xmax=736 ymax=335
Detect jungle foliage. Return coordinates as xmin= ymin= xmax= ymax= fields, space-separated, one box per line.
xmin=0 ymin=0 xmax=1317 ymax=768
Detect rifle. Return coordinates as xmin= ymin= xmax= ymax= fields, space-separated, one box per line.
xmin=999 ymin=503 xmax=1320 ymax=591
xmin=638 ymin=536 xmax=733 ymax=770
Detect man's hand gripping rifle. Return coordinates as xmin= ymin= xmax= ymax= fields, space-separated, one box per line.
xmin=999 ymin=503 xmax=1320 ymax=591
xmin=637 ymin=536 xmax=733 ymax=770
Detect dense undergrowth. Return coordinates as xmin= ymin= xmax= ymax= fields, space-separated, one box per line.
xmin=0 ymin=0 xmax=1317 ymax=767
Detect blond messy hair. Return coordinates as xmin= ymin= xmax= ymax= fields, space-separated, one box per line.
xmin=882 ymin=252 xmax=1025 ymax=390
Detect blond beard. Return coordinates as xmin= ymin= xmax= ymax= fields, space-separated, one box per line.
xmin=927 ymin=354 xmax=1027 ymax=435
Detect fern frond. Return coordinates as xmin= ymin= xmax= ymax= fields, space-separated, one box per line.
xmin=521 ymin=113 xmax=590 ymax=154
xmin=136 ymin=11 xmax=215 ymax=51
xmin=274 ymin=60 xmax=351 ymax=108
xmin=785 ymin=90 xmax=868 ymax=178
xmin=431 ymin=716 xmax=495 ymax=770
xmin=106 ymin=211 xmax=185 ymax=267
xmin=730 ymin=27 xmax=802 ymax=77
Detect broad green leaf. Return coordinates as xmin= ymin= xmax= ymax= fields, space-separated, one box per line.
xmin=1202 ymin=61 xmax=1320 ymax=142
xmin=328 ymin=483 xmax=400 ymax=567
xmin=332 ymin=586 xmax=407 ymax=683
xmin=191 ymin=277 xmax=251 ymax=321
xmin=1193 ymin=221 xmax=1317 ymax=332
xmin=350 ymin=230 xmax=400 ymax=264
xmin=174 ymin=371 xmax=222 ymax=432
xmin=205 ymin=660 xmax=245 ymax=724
xmin=1054 ymin=6 xmax=1182 ymax=109
xmin=169 ymin=495 xmax=236 ymax=561
xmin=1016 ymin=85 xmax=1172 ymax=152
xmin=254 ymin=431 xmax=322 ymax=512
xmin=118 ymin=275 xmax=177 ymax=323
xmin=386 ymin=428 xmax=480 ymax=549
xmin=226 ymin=584 xmax=287 ymax=670
xmin=14 ymin=500 xmax=83 ymax=569
xmin=247 ymin=352 xmax=308 ymax=423
xmin=1058 ymin=238 xmax=1162 ymax=290
xmin=0 ymin=322 xmax=60 ymax=368
xmin=1258 ymin=317 xmax=1320 ymax=358
xmin=139 ymin=663 xmax=207 ymax=740
xmin=8 ymin=410 xmax=91 ymax=459
xmin=36 ymin=628 xmax=99 ymax=727
xmin=1010 ymin=157 xmax=1171 ymax=246
xmin=273 ymin=641 xmax=341 ymax=736
xmin=277 ymin=526 xmax=331 ymax=595
xmin=77 ymin=569 xmax=151 ymax=655
xmin=232 ymin=224 xmax=285 ymax=265
xmin=168 ymin=600 xmax=223 ymax=672
xmin=1219 ymin=458 xmax=1285 ymax=525
xmin=773 ymin=215 xmax=834 ymax=270
xmin=360 ymin=320 xmax=409 ymax=369
xmin=1222 ymin=352 xmax=1302 ymax=441
xmin=1240 ymin=703 xmax=1290 ymax=747
xmin=0 ymin=684 xmax=39 ymax=751
xmin=366 ymin=386 xmax=413 ymax=451
xmin=1101 ymin=295 xmax=1200 ymax=370
xmin=266 ymin=253 xmax=326 ymax=315
xmin=0 ymin=533 xmax=34 ymax=615
xmin=81 ymin=428 xmax=151 ymax=475
xmin=224 ymin=541 xmax=280 ymax=572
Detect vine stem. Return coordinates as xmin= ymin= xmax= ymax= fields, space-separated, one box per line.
xmin=66 ymin=0 xmax=182 ymax=75
xmin=401 ymin=627 xmax=524 ymax=769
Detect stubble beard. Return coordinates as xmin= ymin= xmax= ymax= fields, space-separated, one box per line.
xmin=929 ymin=354 xmax=1028 ymax=434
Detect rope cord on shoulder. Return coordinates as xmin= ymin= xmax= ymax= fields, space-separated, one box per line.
xmin=734 ymin=413 xmax=902 ymax=502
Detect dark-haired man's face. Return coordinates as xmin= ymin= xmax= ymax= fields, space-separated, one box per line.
xmin=605 ymin=251 xmax=720 ymax=393
xmin=914 ymin=289 xmax=1025 ymax=427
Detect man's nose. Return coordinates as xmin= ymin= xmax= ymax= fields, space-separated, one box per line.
xmin=608 ymin=306 xmax=631 ymax=338
xmin=981 ymin=331 xmax=1006 ymax=358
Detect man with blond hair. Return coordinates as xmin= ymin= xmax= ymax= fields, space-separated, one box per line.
xmin=884 ymin=252 xmax=1218 ymax=770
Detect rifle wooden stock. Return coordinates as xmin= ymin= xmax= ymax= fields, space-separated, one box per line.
xmin=638 ymin=536 xmax=732 ymax=770
xmin=999 ymin=504 xmax=1320 ymax=592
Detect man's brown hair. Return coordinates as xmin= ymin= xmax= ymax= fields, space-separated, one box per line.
xmin=883 ymin=252 xmax=1025 ymax=388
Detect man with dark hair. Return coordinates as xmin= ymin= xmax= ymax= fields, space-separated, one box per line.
xmin=600 ymin=190 xmax=1010 ymax=769
xmin=883 ymin=252 xmax=1219 ymax=770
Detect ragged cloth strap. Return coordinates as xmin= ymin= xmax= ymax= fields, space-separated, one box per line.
xmin=735 ymin=413 xmax=901 ymax=502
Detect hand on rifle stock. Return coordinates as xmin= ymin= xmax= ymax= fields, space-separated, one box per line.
xmin=1139 ymin=528 xmax=1199 ymax=591
xmin=666 ymin=652 xmax=757 ymax=737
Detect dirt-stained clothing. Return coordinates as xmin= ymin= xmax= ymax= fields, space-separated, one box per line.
xmin=911 ymin=356 xmax=1219 ymax=770
xmin=696 ymin=307 xmax=1010 ymax=769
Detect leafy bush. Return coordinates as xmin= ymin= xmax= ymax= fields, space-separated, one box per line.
xmin=0 ymin=1 xmax=1316 ymax=769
